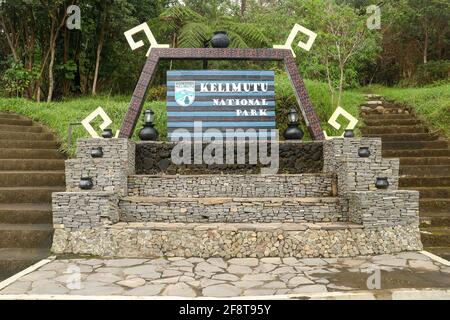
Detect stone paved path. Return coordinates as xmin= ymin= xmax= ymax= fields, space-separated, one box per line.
xmin=0 ymin=252 xmax=449 ymax=298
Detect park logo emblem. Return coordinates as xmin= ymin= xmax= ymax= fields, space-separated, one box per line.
xmin=175 ymin=81 xmax=196 ymax=107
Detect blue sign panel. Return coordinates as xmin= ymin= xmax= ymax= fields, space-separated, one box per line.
xmin=167 ymin=70 xmax=276 ymax=140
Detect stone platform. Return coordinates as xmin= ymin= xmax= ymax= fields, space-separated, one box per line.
xmin=50 ymin=138 xmax=423 ymax=259
xmin=0 ymin=252 xmax=449 ymax=299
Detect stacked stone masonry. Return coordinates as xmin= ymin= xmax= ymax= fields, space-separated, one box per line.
xmin=51 ymin=138 xmax=423 ymax=259
xmin=349 ymin=191 xmax=420 ymax=228
xmin=135 ymin=141 xmax=323 ymax=175
xmin=119 ymin=197 xmax=344 ymax=223
xmin=53 ymin=192 xmax=119 ymax=230
xmin=52 ymin=223 xmax=422 ymax=258
xmin=65 ymin=139 xmax=135 ymax=196
xmin=127 ymin=174 xmax=335 ymax=198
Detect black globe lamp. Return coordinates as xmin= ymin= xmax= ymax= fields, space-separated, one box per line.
xmin=283 ymin=108 xmax=304 ymax=140
xmin=139 ymin=109 xmax=159 ymax=141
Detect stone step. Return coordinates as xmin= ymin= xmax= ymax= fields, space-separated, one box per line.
xmin=383 ymin=140 xmax=448 ymax=150
xmin=363 ymin=133 xmax=439 ymax=141
xmin=420 ymin=199 xmax=450 ymax=214
xmin=400 ymin=165 xmax=450 ymax=177
xmin=0 ymin=124 xmax=43 ymax=133
xmin=0 ymin=248 xmax=50 ymax=281
xmin=0 ymin=171 xmax=65 ymax=187
xmin=384 ymin=149 xmax=450 ymax=158
xmin=128 ymin=174 xmax=336 ymax=198
xmin=361 ymin=126 xmax=429 ymax=134
xmin=0 ymin=113 xmax=26 ymax=119
xmin=119 ymin=196 xmax=343 ymax=224
xmin=0 ymin=149 xmax=65 ymax=160
xmin=0 ymin=203 xmax=52 ymax=224
xmin=404 ymin=187 xmax=450 ymax=199
xmin=0 ymin=131 xmax=54 ymax=141
xmin=361 ymin=109 xmax=410 ymax=115
xmin=364 ymin=119 xmax=422 ymax=126
xmin=0 ymin=224 xmax=53 ymax=248
xmin=364 ymin=114 xmax=414 ymax=120
xmin=0 ymin=187 xmax=64 ymax=203
xmin=421 ymin=216 xmax=450 ymax=228
xmin=0 ymin=140 xmax=59 ymax=149
xmin=0 ymin=118 xmax=32 ymax=126
xmin=423 ymin=247 xmax=450 ymax=261
xmin=399 ymin=177 xmax=450 ymax=188
xmin=399 ymin=157 xmax=450 ymax=166
xmin=0 ymin=159 xmax=66 ymax=171
xmin=421 ymin=227 xmax=450 ymax=247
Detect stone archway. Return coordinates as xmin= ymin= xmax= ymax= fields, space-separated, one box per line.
xmin=119 ymin=48 xmax=325 ymax=140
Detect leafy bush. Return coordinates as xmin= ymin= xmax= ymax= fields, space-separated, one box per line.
xmin=1 ymin=60 xmax=38 ymax=97
xmin=415 ymin=60 xmax=450 ymax=86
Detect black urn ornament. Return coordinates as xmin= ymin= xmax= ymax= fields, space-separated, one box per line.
xmin=210 ymin=31 xmax=230 ymax=48
xmin=79 ymin=177 xmax=93 ymax=190
xmin=101 ymin=128 xmax=113 ymax=139
xmin=344 ymin=129 xmax=355 ymax=138
xmin=358 ymin=147 xmax=371 ymax=158
xmin=375 ymin=177 xmax=389 ymax=190
xmin=90 ymin=147 xmax=104 ymax=158
xmin=139 ymin=109 xmax=159 ymax=141
xmin=283 ymin=108 xmax=304 ymax=140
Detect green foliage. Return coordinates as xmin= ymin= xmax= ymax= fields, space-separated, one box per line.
xmin=1 ymin=60 xmax=38 ymax=97
xmin=413 ymin=61 xmax=450 ymax=86
xmin=275 ymin=74 xmax=365 ymax=139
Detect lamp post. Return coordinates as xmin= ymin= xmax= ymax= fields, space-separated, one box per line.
xmin=283 ymin=108 xmax=304 ymax=140
xmin=139 ymin=109 xmax=158 ymax=141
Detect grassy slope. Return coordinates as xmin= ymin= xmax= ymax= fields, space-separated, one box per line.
xmin=366 ymin=83 xmax=450 ymax=137
xmin=0 ymin=76 xmax=364 ymax=156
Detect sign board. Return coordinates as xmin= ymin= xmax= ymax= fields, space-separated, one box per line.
xmin=167 ymin=70 xmax=276 ymax=140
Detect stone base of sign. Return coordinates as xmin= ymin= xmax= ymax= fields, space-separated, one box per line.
xmin=51 ymin=222 xmax=422 ymax=258
xmin=51 ymin=137 xmax=423 ymax=259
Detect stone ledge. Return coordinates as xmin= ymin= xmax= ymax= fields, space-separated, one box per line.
xmin=106 ymin=221 xmax=363 ymax=232
xmin=51 ymin=224 xmax=422 ymax=258
xmin=121 ymin=196 xmax=339 ymax=204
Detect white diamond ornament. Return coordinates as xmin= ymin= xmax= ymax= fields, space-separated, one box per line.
xmin=124 ymin=22 xmax=169 ymax=57
xmin=273 ymin=23 xmax=317 ymax=57
xmin=81 ymin=107 xmax=113 ymax=138
xmin=323 ymin=106 xmax=359 ymax=140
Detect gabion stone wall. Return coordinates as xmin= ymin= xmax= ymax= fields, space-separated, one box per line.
xmin=119 ymin=196 xmax=344 ymax=223
xmin=127 ymin=174 xmax=335 ymax=198
xmin=135 ymin=141 xmax=323 ymax=175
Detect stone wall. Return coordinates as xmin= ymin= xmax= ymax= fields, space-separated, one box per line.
xmin=349 ymin=191 xmax=420 ymax=228
xmin=119 ymin=197 xmax=344 ymax=223
xmin=323 ymin=138 xmax=399 ymax=193
xmin=128 ymin=174 xmax=335 ymax=198
xmin=65 ymin=139 xmax=135 ymax=196
xmin=135 ymin=141 xmax=323 ymax=175
xmin=52 ymin=192 xmax=119 ymax=230
xmin=52 ymin=222 xmax=423 ymax=259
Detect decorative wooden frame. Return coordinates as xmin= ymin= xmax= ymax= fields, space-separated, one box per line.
xmin=119 ymin=48 xmax=325 ymax=140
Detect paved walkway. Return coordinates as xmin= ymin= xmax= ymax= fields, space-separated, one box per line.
xmin=0 ymin=251 xmax=449 ymax=299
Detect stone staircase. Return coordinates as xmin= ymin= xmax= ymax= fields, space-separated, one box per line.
xmin=0 ymin=112 xmax=66 ymax=281
xmin=360 ymin=96 xmax=450 ymax=260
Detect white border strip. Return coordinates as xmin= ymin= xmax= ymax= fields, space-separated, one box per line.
xmin=420 ymin=250 xmax=450 ymax=267
xmin=0 ymin=256 xmax=56 ymax=291
xmin=1 ymin=289 xmax=450 ymax=301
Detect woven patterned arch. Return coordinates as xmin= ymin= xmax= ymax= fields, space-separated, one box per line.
xmin=119 ymin=48 xmax=325 ymax=140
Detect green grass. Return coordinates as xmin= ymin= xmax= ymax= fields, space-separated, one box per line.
xmin=0 ymin=76 xmax=365 ymax=156
xmin=0 ymin=96 xmax=166 ymax=155
xmin=365 ymin=83 xmax=450 ymax=137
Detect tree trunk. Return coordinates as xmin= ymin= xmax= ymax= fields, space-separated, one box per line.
xmin=92 ymin=29 xmax=105 ymax=96
xmin=241 ymin=0 xmax=247 ymax=16
xmin=337 ymin=64 xmax=345 ymax=108
xmin=47 ymin=20 xmax=56 ymax=103
xmin=423 ymin=28 xmax=429 ymax=64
